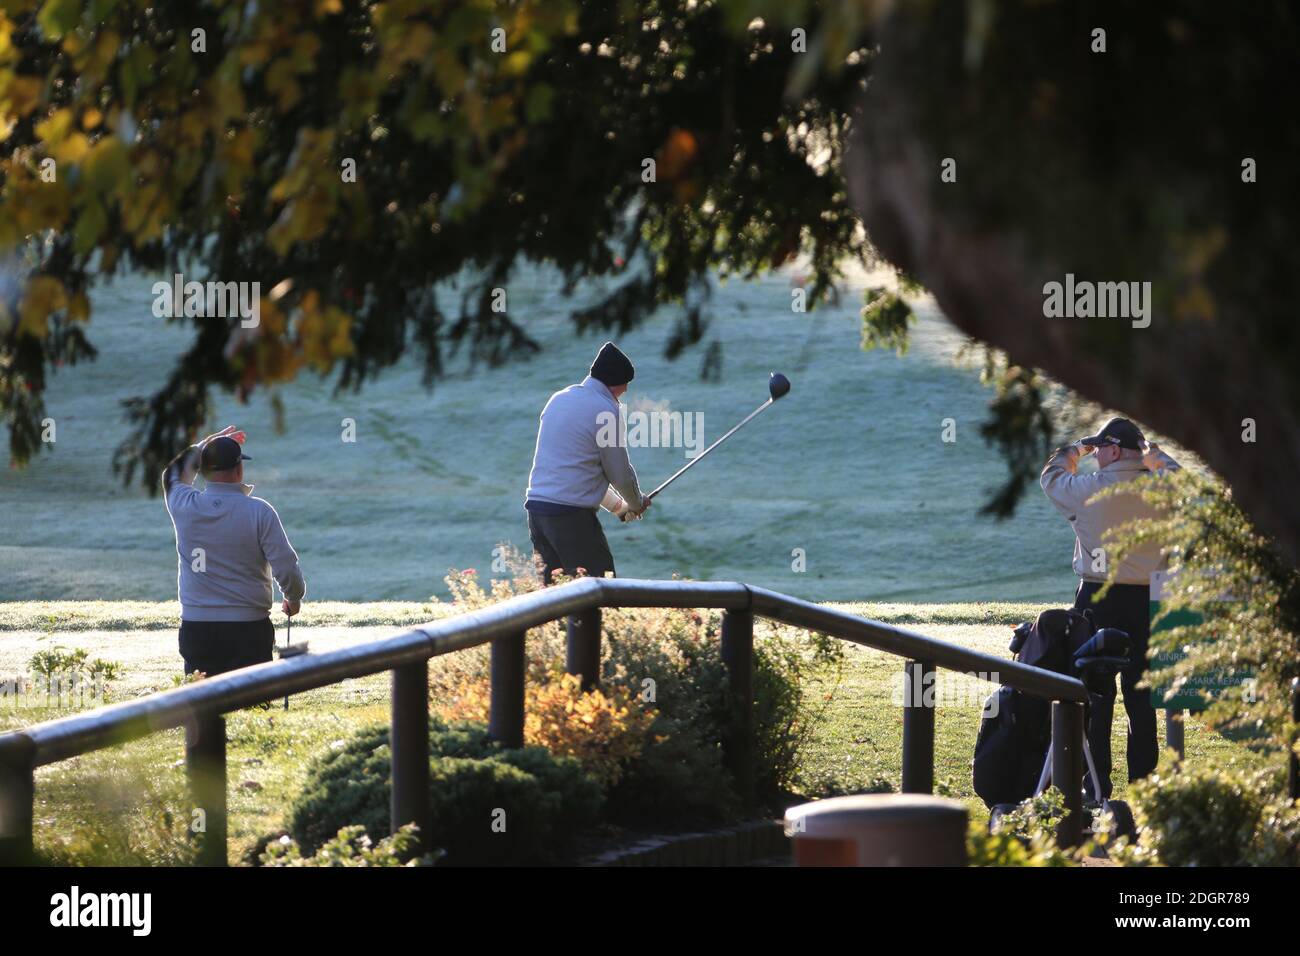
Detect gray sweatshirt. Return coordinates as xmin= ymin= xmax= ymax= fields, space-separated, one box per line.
xmin=525 ymin=375 xmax=644 ymax=510
xmin=163 ymin=450 xmax=306 ymax=622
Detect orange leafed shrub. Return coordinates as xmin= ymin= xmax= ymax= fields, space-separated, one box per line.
xmin=438 ymin=672 xmax=655 ymax=790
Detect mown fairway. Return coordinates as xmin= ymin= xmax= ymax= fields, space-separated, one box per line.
xmin=0 ymin=264 xmax=1093 ymax=605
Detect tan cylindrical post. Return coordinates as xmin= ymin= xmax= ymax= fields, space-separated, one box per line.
xmin=784 ymin=794 xmax=968 ymax=866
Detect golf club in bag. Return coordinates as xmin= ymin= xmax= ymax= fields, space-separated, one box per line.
xmin=627 ymin=372 xmax=790 ymax=515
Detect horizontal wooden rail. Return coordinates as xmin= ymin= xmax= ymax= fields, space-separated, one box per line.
xmin=745 ymin=586 xmax=1087 ymax=703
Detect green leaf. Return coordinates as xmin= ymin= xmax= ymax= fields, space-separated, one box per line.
xmin=82 ymin=136 xmax=128 ymax=194
xmin=524 ymin=83 xmax=554 ymax=124
xmin=73 ymin=200 xmax=106 ymax=254
xmin=37 ymin=0 xmax=81 ymax=41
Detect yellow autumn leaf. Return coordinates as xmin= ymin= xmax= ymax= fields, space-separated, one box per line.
xmin=35 ymin=108 xmax=74 ymax=144
xmin=17 ymin=176 xmax=71 ymax=232
xmin=325 ymin=307 xmax=354 ymax=357
xmin=4 ymin=75 xmax=44 ymax=117
xmin=258 ymin=298 xmax=287 ymax=336
xmin=67 ymin=291 xmax=90 ymax=323
xmin=51 ymin=131 xmax=89 ymax=165
xmin=18 ymin=276 xmax=67 ymax=338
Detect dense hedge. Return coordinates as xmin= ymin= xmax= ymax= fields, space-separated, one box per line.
xmin=1115 ymin=765 xmax=1300 ymax=867
xmin=288 ymin=721 xmax=602 ymax=866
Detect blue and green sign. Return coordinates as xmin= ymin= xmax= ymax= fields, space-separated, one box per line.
xmin=1147 ymin=570 xmax=1253 ymax=712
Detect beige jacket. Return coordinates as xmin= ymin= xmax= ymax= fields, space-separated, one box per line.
xmin=1039 ymin=444 xmax=1180 ymax=585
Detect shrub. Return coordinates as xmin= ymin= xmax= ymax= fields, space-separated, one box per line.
xmin=440 ymin=670 xmax=655 ymax=789
xmin=287 ymin=720 xmax=602 ymax=865
xmin=1104 ymin=471 xmax=1300 ymax=755
xmin=967 ymin=790 xmax=1081 ymax=867
xmin=261 ymin=824 xmax=439 ymax=867
xmin=482 ymin=739 xmax=606 ymax=839
xmin=26 ymin=647 xmax=122 ymax=708
xmin=753 ymin=630 xmax=844 ymax=796
xmin=602 ymin=722 xmax=739 ymax=825
xmin=1113 ymin=764 xmax=1300 ymax=867
xmin=425 ymin=758 xmax=572 ymax=865
xmin=429 ymin=557 xmax=838 ymax=823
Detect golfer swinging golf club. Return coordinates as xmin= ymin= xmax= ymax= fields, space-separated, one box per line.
xmin=163 ymin=425 xmax=306 ymax=676
xmin=1039 ymin=416 xmax=1179 ymax=799
xmin=524 ymin=342 xmax=650 ymax=583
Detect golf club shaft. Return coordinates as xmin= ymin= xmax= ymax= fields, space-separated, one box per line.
xmin=647 ymin=398 xmax=774 ymax=499
xmin=283 ymin=615 xmax=290 ymax=711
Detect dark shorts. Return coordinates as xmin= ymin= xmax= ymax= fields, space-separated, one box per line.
xmin=179 ymin=618 xmax=275 ymax=677
xmin=527 ymin=509 xmax=615 ymax=584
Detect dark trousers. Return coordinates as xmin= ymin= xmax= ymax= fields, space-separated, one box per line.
xmin=179 ymin=618 xmax=274 ymax=677
xmin=1073 ymin=580 xmax=1158 ymax=799
xmin=527 ymin=510 xmax=615 ymax=584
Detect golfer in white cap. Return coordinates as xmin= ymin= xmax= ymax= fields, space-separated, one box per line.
xmin=1040 ymin=416 xmax=1179 ymax=798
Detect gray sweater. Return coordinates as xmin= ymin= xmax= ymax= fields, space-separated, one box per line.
xmin=525 ymin=375 xmax=644 ymax=510
xmin=164 ymin=450 xmax=305 ymax=622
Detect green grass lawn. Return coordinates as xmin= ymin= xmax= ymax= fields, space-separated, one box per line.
xmin=0 ymin=600 xmax=1266 ymax=864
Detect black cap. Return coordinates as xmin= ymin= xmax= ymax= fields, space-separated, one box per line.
xmin=590 ymin=341 xmax=635 ymax=388
xmin=1079 ymin=417 xmax=1144 ymax=451
xmin=201 ymin=436 xmax=250 ymax=473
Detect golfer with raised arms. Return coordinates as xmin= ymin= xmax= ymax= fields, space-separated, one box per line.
xmin=1039 ymin=416 xmax=1179 ymax=799
xmin=525 ymin=342 xmax=650 ymax=583
xmin=162 ymin=425 xmax=306 ymax=676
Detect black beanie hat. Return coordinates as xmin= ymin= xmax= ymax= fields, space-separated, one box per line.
xmin=590 ymin=341 xmax=635 ymax=387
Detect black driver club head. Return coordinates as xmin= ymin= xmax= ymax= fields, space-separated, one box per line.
xmin=768 ymin=372 xmax=791 ymax=401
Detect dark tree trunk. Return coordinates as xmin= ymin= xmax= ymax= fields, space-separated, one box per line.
xmin=844 ymin=21 xmax=1300 ymax=566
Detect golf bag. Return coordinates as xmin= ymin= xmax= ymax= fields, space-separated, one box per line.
xmin=971 ymin=608 xmax=1098 ymax=808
